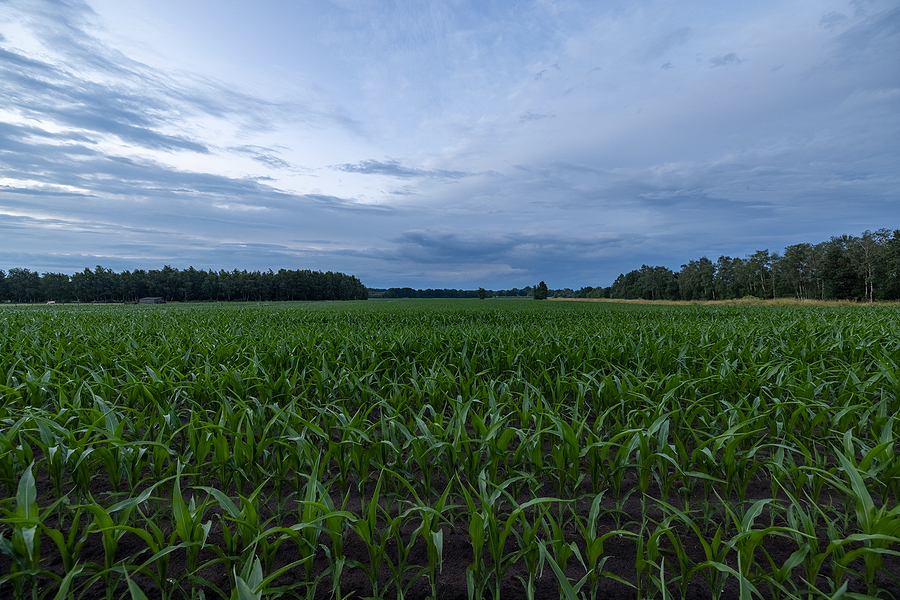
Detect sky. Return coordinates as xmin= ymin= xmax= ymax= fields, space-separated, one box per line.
xmin=1 ymin=0 xmax=898 ymax=289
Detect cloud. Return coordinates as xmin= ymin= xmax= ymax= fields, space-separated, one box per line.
xmin=1 ymin=0 xmax=898 ymax=289
xmin=820 ymin=12 xmax=849 ymax=30
xmin=231 ymin=145 xmax=293 ymax=170
xmin=386 ymin=229 xmax=632 ymax=282
xmin=833 ymin=5 xmax=900 ymax=51
xmin=635 ymin=26 xmax=692 ymax=62
xmin=303 ymin=193 xmax=394 ymax=212
xmin=520 ymin=110 xmax=555 ymax=122
xmin=0 ymin=1 xmax=359 ymax=156
xmin=331 ymin=159 xmax=470 ymax=180
xmin=709 ymin=53 xmax=743 ymax=68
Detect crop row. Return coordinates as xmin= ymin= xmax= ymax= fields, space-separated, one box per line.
xmin=1 ymin=300 xmax=899 ymax=599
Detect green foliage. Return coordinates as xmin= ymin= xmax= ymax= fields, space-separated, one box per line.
xmin=0 ymin=300 xmax=898 ymax=598
xmin=0 ymin=265 xmax=367 ymax=303
xmin=609 ymin=227 xmax=900 ymax=302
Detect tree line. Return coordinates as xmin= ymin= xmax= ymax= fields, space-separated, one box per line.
xmin=0 ymin=265 xmax=368 ymax=303
xmin=598 ymin=229 xmax=900 ymax=302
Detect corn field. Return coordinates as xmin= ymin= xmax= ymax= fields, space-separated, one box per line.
xmin=1 ymin=299 xmax=898 ymax=599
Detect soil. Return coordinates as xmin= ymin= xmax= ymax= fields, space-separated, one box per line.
xmin=2 ymin=465 xmax=898 ymax=600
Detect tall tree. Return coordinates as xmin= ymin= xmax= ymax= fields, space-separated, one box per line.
xmin=876 ymin=230 xmax=900 ymax=300
xmin=822 ymin=236 xmax=864 ymax=300
xmin=678 ymin=257 xmax=716 ymax=300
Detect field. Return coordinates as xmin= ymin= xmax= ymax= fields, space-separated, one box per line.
xmin=1 ymin=299 xmax=899 ymax=600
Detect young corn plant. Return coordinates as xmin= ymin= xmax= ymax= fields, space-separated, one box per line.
xmin=79 ymin=477 xmax=176 ymax=598
xmin=351 ymin=474 xmax=390 ymax=599
xmin=512 ymin=500 xmax=552 ymax=600
xmin=461 ymin=470 xmax=558 ymax=600
xmin=540 ymin=540 xmax=586 ymax=600
xmin=544 ymin=507 xmax=594 ymax=599
xmin=635 ymin=517 xmax=681 ymax=600
xmin=828 ymin=448 xmax=900 ymax=596
xmin=1 ymin=464 xmax=83 ymax=598
xmin=169 ymin=464 xmax=215 ymax=596
xmin=573 ymin=493 xmax=635 ymax=599
xmin=718 ymin=495 xmax=792 ymax=600
xmin=0 ymin=464 xmax=43 ymax=599
xmin=402 ymin=476 xmax=452 ymax=600
xmin=381 ymin=504 xmax=424 ymax=600
xmin=114 ymin=508 xmax=190 ymax=600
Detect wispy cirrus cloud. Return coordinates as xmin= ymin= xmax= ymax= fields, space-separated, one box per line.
xmin=520 ymin=110 xmax=555 ymax=123
xmin=331 ymin=159 xmax=471 ymax=180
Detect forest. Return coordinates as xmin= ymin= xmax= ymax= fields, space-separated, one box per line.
xmin=0 ymin=266 xmax=368 ymax=303
xmin=2 ymin=228 xmax=897 ymax=304
xmin=592 ymin=228 xmax=900 ymax=302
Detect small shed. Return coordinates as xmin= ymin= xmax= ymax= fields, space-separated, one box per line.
xmin=138 ymin=297 xmax=166 ymax=304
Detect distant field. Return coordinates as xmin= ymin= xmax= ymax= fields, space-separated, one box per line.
xmin=1 ymin=300 xmax=898 ymax=599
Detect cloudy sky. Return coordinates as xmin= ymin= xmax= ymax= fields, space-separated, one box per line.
xmin=1 ymin=0 xmax=898 ymax=288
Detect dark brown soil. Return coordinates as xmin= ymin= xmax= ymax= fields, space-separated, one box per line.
xmin=2 ymin=465 xmax=898 ymax=600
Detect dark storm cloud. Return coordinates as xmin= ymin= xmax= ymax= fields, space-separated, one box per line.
xmin=391 ymin=230 xmax=627 ymax=266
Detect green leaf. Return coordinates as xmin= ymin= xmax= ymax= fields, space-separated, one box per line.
xmin=52 ymin=564 xmax=83 ymax=600
xmin=125 ymin=572 xmax=151 ymax=600
xmin=16 ymin=464 xmax=38 ymax=520
xmin=539 ymin=543 xmax=586 ymax=600
xmin=234 ymin=573 xmax=261 ymax=600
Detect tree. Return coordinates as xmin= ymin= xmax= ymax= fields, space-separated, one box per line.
xmin=678 ymin=257 xmax=716 ymax=300
xmin=637 ymin=265 xmax=678 ymax=300
xmin=533 ymin=281 xmax=548 ymax=300
xmin=610 ymin=271 xmax=640 ymax=299
xmin=877 ymin=230 xmax=900 ymax=300
xmin=823 ymin=236 xmax=864 ymax=300
xmin=848 ymin=230 xmax=888 ymax=302
xmin=714 ymin=256 xmax=738 ymax=299
xmin=746 ymin=250 xmax=772 ymax=298
xmin=6 ymin=268 xmax=41 ymax=303
xmin=477 ymin=287 xmax=486 ymax=300
xmin=780 ymin=244 xmax=813 ymax=299
xmin=41 ymin=273 xmax=72 ymax=302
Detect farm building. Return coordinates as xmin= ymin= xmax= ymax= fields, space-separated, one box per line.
xmin=138 ymin=297 xmax=166 ymax=304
